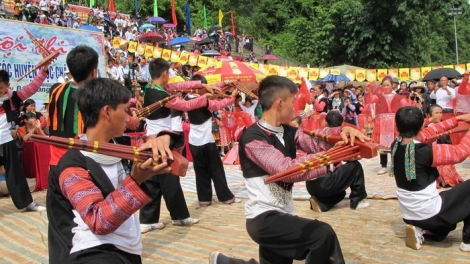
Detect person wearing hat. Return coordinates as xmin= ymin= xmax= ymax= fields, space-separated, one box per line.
xmin=392 ymin=77 xmax=400 ymax=92
xmin=409 ymin=82 xmax=426 ymax=110
xmin=328 ymin=88 xmax=344 ymax=112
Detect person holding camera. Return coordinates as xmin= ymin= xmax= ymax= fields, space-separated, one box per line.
xmin=430 ymin=76 xmax=455 ymax=114
xmin=408 ymin=82 xmax=425 ymax=111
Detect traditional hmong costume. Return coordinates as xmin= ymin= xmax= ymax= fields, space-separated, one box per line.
xmin=238 ymin=121 xmax=344 ymax=264
xmin=391 ymin=118 xmax=470 ymax=243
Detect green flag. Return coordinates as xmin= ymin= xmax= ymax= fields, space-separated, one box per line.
xmin=203 ymin=4 xmax=207 ymax=28
xmin=90 ymin=0 xmax=94 ymax=8
xmin=154 ymin=0 xmax=158 ymax=16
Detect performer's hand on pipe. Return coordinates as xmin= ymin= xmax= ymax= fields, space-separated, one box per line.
xmin=456 ymin=113 xmax=470 ymax=123
xmin=340 ymin=126 xmax=371 ymax=146
xmin=137 ymin=134 xmax=173 ymax=163
xmin=130 ymin=158 xmax=170 ymax=185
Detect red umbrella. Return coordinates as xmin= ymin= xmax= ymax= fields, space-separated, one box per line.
xmin=262 ymin=54 xmax=277 ymax=60
xmin=138 ymin=32 xmax=165 ymax=43
xmin=216 ymin=55 xmax=229 ymax=60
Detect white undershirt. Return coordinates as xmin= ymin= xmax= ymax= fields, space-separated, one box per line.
xmin=0 ymin=113 xmax=13 ymax=145
xmin=146 ymin=116 xmax=172 ymax=136
xmin=188 ymin=118 xmax=214 ymax=146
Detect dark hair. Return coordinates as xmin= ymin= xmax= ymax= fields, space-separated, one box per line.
xmin=291 ymin=116 xmax=302 ymax=126
xmin=77 ymin=78 xmax=130 ymax=128
xmin=395 ymin=106 xmax=424 ymax=138
xmin=149 ymin=58 xmax=170 ymax=80
xmin=325 ymin=111 xmax=343 ymax=127
xmin=426 ymin=104 xmax=442 ymax=117
xmin=426 ymin=80 xmax=436 ymax=84
xmin=190 ymin=74 xmax=207 ymax=84
xmin=66 ymin=46 xmax=99 ymax=83
xmin=258 ymin=76 xmax=297 ymax=111
xmin=381 ymin=76 xmax=393 ymax=85
xmin=0 ymin=70 xmax=9 ymax=84
xmin=23 ymin=112 xmax=37 ymax=121
xmin=24 ymin=99 xmax=36 ymax=109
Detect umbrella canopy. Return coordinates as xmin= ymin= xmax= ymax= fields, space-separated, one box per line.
xmin=216 ymin=55 xmax=229 ymax=60
xmin=209 ymin=32 xmax=218 ymax=37
xmin=196 ymin=60 xmax=265 ymax=86
xmin=169 ymin=37 xmax=192 ymax=46
xmin=201 ymin=50 xmax=221 ymax=56
xmin=224 ymin=31 xmax=233 ymax=36
xmin=78 ymin=25 xmax=101 ymax=32
xmin=139 ymin=24 xmax=156 ymax=31
xmin=210 ymin=25 xmax=222 ymax=32
xmin=169 ymin=76 xmax=185 ymax=84
xmin=197 ymin=38 xmax=214 ymax=45
xmin=138 ymin=32 xmax=165 ymax=43
xmin=262 ymin=54 xmax=277 ymax=60
xmin=163 ymin=23 xmax=176 ymax=28
xmin=191 ymin=36 xmax=202 ymax=41
xmin=148 ymin=17 xmax=166 ymax=24
xmin=422 ymin=68 xmax=461 ymax=81
xmin=319 ymin=73 xmax=350 ymax=82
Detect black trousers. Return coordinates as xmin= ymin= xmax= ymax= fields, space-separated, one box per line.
xmin=189 ymin=142 xmax=234 ymax=203
xmin=139 ymin=173 xmax=190 ymax=224
xmin=69 ymin=244 xmax=141 ymax=264
xmin=404 ymin=180 xmax=470 ymax=244
xmin=380 ymin=153 xmax=388 ymax=168
xmin=245 ymin=210 xmax=344 ymax=264
xmin=0 ymin=140 xmax=32 ymax=209
xmin=306 ymin=161 xmax=367 ymax=211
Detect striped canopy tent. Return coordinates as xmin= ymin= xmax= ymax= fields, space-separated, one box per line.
xmin=196 ymin=61 xmax=265 ymax=90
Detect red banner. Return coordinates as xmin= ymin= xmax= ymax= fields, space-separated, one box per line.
xmin=109 ymin=0 xmax=115 ymax=12
xmin=231 ymin=12 xmax=236 ymax=36
xmin=171 ymin=0 xmax=178 ymax=26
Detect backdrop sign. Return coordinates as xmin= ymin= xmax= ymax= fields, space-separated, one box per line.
xmin=0 ymin=20 xmax=105 ymax=103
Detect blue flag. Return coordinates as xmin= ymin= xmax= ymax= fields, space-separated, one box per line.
xmin=134 ymin=0 xmax=139 ymax=15
xmin=185 ymin=1 xmax=191 ymax=33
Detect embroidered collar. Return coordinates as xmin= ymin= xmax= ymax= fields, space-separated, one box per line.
xmin=257 ymin=119 xmax=284 ymax=135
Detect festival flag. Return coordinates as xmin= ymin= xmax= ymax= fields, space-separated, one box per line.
xmin=309 ymin=68 xmax=319 ymax=80
xmin=268 ymin=65 xmax=279 ymax=76
xmin=128 ymin=41 xmax=137 ymax=53
xmin=388 ymin=68 xmax=398 ymax=77
xmin=319 ymin=68 xmax=329 ymax=79
xmin=287 ymin=67 xmax=298 ymax=79
xmin=112 ymin=37 xmax=121 ymax=48
xmin=171 ymin=0 xmax=177 ymax=26
xmin=298 ymin=67 xmax=308 ymax=79
xmin=377 ymin=69 xmax=387 ymax=81
xmin=399 ymin=68 xmax=409 ymax=81
xmin=171 ymin=51 xmax=180 ymax=63
xmin=203 ymin=5 xmax=207 ymax=29
xmin=330 ymin=69 xmax=341 ymax=75
xmin=366 ymin=69 xmax=376 ymax=82
xmin=145 ymin=45 xmax=154 ymax=58
xmin=90 ymin=0 xmax=94 ymax=8
xmin=162 ymin=49 xmax=172 ymax=61
xmin=219 ymin=10 xmax=224 ymax=27
xmin=444 ymin=65 xmax=454 ymax=69
xmin=259 ymin=64 xmax=269 ymax=75
xmin=189 ymin=54 xmax=198 ymax=66
xmin=421 ymin=67 xmax=431 ymax=78
xmin=345 ymin=69 xmax=355 ymax=81
xmin=207 ymin=57 xmax=218 ymax=65
xmin=153 ymin=48 xmax=162 ymax=58
xmin=231 ymin=12 xmax=236 ymax=36
xmin=179 ymin=53 xmax=189 ymax=64
xmin=109 ymin=0 xmax=115 ymax=12
xmin=185 ymin=1 xmax=191 ymax=33
xmin=455 ymin=64 xmax=466 ymax=74
xmin=137 ymin=44 xmax=145 ymax=56
xmin=410 ymin=68 xmax=420 ymax=80
xmin=154 ymin=0 xmax=158 ymax=16
xmin=355 ymin=69 xmax=366 ymax=82
xmin=198 ymin=56 xmax=208 ymax=67
xmin=466 ymin=64 xmax=470 ymax=72
xmin=279 ymin=66 xmax=288 ymax=77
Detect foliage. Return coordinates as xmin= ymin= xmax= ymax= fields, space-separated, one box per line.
xmin=68 ymin=0 xmax=470 ymax=68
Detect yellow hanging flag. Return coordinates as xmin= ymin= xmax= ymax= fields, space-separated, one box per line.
xmin=345 ymin=69 xmax=355 ymax=81
xmin=161 ymin=49 xmax=172 ymax=61
xmin=268 ymin=65 xmax=279 ymax=76
xmin=399 ymin=68 xmax=409 ymax=81
xmin=179 ymin=53 xmax=189 ymax=65
xmin=144 ymin=45 xmax=154 ymax=58
xmin=287 ymin=67 xmax=298 ymax=79
xmin=298 ymin=67 xmax=308 ymax=79
xmin=219 ymin=10 xmax=224 ymax=27
xmin=309 ymin=68 xmax=319 ymax=80
xmin=279 ymin=66 xmax=289 ymax=77
xmin=198 ymin=56 xmax=208 ymax=67
xmin=171 ymin=51 xmax=180 ymax=63
xmin=249 ymin=63 xmax=259 ymax=69
xmin=366 ymin=69 xmax=376 ymax=82
xmin=377 ymin=69 xmax=387 ymax=82
xmin=355 ymin=69 xmax=365 ymax=82
xmin=319 ymin=68 xmax=329 ymax=79
xmin=189 ymin=54 xmax=198 ymax=66
xmin=421 ymin=67 xmax=431 ymax=79
xmin=410 ymin=68 xmax=420 ymax=81
xmin=112 ymin=37 xmax=121 ymax=48
xmin=137 ymin=44 xmax=145 ymax=56
xmin=455 ymin=64 xmax=466 ymax=74
xmin=443 ymin=65 xmax=454 ymax=69
xmin=128 ymin=41 xmax=138 ymax=53
xmin=388 ymin=68 xmax=398 ymax=77
xmin=330 ymin=69 xmax=341 ymax=75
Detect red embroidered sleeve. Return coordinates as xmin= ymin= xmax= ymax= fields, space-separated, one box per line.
xmin=59 ymin=167 xmax=151 ymax=235
xmin=458 ymin=74 xmax=469 ymax=95
xmin=313 ymin=100 xmax=326 ymax=112
xmin=432 ymin=132 xmax=470 ymax=166
xmin=166 ymin=95 xmax=207 ymax=111
xmin=418 ymin=117 xmax=458 ymax=144
xmin=245 ymin=140 xmax=327 ymax=183
xmin=296 ymin=127 xmax=341 ymax=154
xmin=165 ymin=81 xmax=202 ymax=93
xmin=17 ymin=69 xmax=48 ymax=101
xmin=207 ymin=96 xmax=235 ymax=111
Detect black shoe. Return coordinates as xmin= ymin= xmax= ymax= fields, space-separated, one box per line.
xmin=209 ymin=251 xmax=230 ymax=264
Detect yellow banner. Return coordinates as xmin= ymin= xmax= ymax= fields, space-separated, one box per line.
xmin=144 ymin=45 xmax=154 ymax=58
xmin=377 ymin=69 xmax=387 ymax=82
xmin=112 ymin=37 xmax=121 ymax=48
xmin=366 ymin=69 xmax=376 ymax=82
xmin=455 ymin=64 xmax=466 ymax=74
xmin=153 ymin=48 xmax=162 ymax=58
xmin=198 ymin=56 xmax=208 ymax=67
xmin=259 ymin=64 xmax=269 ymax=75
xmin=345 ymin=69 xmax=355 ymax=81
xmin=330 ymin=69 xmax=341 ymax=75
xmin=161 ymin=49 xmax=171 ymax=61
xmin=188 ymin=54 xmax=198 ymax=66
xmin=287 ymin=67 xmax=298 ymax=79
xmin=128 ymin=41 xmax=138 ymax=53
xmin=443 ymin=65 xmax=454 ymax=69
xmin=249 ymin=63 xmax=259 ymax=69
xmin=268 ymin=65 xmax=279 ymax=76
xmin=421 ymin=67 xmax=431 ymax=79
xmin=410 ymin=68 xmax=420 ymax=81
xmin=170 ymin=51 xmax=180 ymax=63
xmin=466 ymin=64 xmax=470 ymax=72
xmin=179 ymin=53 xmax=189 ymax=64
xmin=355 ymin=69 xmax=366 ymax=82
xmin=399 ymin=68 xmax=409 ymax=81
xmin=298 ymin=67 xmax=308 ymax=79
xmin=207 ymin=57 xmax=218 ymax=66
xmin=279 ymin=66 xmax=288 ymax=77
xmin=388 ymin=68 xmax=398 ymax=77
xmin=309 ymin=68 xmax=319 ymax=80
xmin=136 ymin=44 xmax=145 ymax=56
xmin=319 ymin=68 xmax=329 ymax=79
